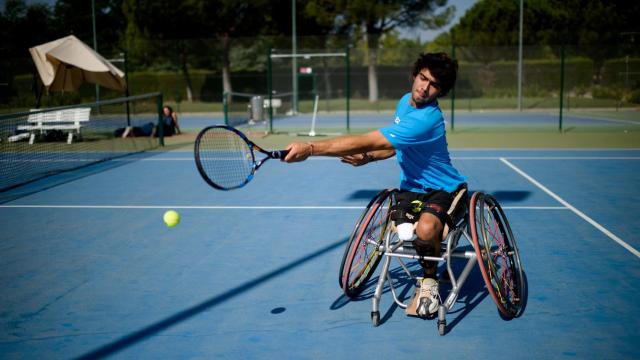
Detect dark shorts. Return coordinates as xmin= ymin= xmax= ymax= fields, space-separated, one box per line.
xmin=163 ymin=123 xmax=175 ymax=136
xmin=394 ymin=189 xmax=455 ymax=228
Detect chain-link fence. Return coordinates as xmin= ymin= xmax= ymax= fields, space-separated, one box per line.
xmin=3 ymin=37 xmax=638 ymax=131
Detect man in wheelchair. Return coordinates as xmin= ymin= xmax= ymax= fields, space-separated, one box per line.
xmin=284 ymin=52 xmax=466 ymax=317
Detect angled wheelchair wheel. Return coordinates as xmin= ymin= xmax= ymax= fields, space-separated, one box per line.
xmin=470 ymin=192 xmax=525 ymax=318
xmin=339 ymin=189 xmax=396 ymax=298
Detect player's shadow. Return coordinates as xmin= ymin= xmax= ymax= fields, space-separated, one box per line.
xmin=346 ymin=189 xmax=383 ymax=201
xmin=330 ymin=263 xmax=416 ymax=322
xmin=489 ymin=190 xmax=531 ymax=203
xmin=330 ymin=245 xmax=492 ymax=333
xmin=347 ymin=190 xmax=532 ymax=204
xmin=75 ymin=236 xmax=349 ymax=360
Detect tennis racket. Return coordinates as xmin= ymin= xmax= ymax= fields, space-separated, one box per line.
xmin=194 ymin=125 xmax=289 ymax=190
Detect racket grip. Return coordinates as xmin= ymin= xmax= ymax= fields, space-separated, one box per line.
xmin=271 ymin=150 xmax=290 ymax=159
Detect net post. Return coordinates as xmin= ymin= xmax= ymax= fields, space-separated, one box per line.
xmin=346 ymin=45 xmax=351 ymax=133
xmin=559 ymin=45 xmax=565 ymax=132
xmin=450 ymin=33 xmax=456 ymax=132
xmin=124 ymin=50 xmax=131 ymax=126
xmin=157 ymin=93 xmax=164 ymax=146
xmin=267 ymin=47 xmax=274 ymax=133
xmin=223 ymin=91 xmax=229 ymax=126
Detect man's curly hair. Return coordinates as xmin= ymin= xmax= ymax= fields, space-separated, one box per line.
xmin=411 ymin=53 xmax=458 ymax=97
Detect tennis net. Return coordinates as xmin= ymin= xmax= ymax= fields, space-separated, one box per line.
xmin=0 ymin=92 xmax=163 ymax=192
xmin=223 ymin=91 xmax=267 ymax=128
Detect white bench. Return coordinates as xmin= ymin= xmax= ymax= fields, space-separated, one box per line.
xmin=16 ymin=107 xmax=91 ymax=144
xmin=263 ymin=98 xmax=282 ymax=113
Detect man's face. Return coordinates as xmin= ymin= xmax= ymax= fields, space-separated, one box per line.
xmin=410 ymin=68 xmax=441 ymax=107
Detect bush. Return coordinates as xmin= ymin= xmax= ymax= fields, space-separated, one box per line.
xmin=628 ymin=89 xmax=640 ymax=104
xmin=592 ymin=85 xmax=623 ymax=100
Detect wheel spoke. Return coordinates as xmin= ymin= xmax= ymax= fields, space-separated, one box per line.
xmin=471 ymin=192 xmax=525 ymax=318
xmin=339 ymin=190 xmax=395 ymax=297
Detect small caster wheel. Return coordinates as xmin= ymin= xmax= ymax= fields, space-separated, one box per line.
xmin=371 ymin=311 xmax=380 ymax=327
xmin=438 ymin=320 xmax=446 ymax=336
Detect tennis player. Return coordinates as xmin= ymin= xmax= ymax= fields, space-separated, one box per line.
xmin=284 ymin=52 xmax=466 ymax=317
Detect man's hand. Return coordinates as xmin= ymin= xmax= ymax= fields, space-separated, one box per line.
xmin=340 ymin=153 xmax=371 ymax=167
xmin=284 ymin=142 xmax=313 ymax=163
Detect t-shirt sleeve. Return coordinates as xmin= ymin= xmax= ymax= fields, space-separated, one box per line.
xmin=380 ymin=108 xmax=439 ymax=150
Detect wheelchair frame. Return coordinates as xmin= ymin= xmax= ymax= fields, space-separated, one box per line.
xmin=339 ymin=187 xmax=525 ymax=336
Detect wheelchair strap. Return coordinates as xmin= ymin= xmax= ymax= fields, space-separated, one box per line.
xmin=447 ymin=187 xmax=467 ymax=216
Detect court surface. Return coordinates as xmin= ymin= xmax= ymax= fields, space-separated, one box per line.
xmin=1 ymin=147 xmax=639 ymax=359
xmin=212 ymin=109 xmax=640 ymax=133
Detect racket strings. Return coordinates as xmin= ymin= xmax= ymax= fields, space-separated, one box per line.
xmin=198 ymin=128 xmax=254 ymax=189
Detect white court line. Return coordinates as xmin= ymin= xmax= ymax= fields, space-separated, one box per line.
xmin=565 ymin=113 xmax=640 ymax=126
xmin=113 ymin=156 xmax=640 ymax=161
xmin=452 ymin=157 xmax=640 ymax=160
xmin=0 ymin=205 xmax=566 ymax=210
xmin=500 ymin=157 xmax=640 ymax=259
xmin=492 ymin=157 xmax=640 ymax=160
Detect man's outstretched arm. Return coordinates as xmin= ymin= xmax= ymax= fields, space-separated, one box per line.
xmin=283 ymin=130 xmax=393 ymax=163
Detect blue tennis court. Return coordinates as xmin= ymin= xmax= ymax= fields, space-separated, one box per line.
xmin=1 ymin=147 xmax=639 ymax=359
xmin=179 ymin=110 xmax=640 ymax=133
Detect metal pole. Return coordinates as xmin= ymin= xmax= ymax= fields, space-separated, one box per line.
xmin=268 ymin=47 xmax=274 ymax=133
xmin=92 ymin=0 xmax=100 ymax=104
xmin=346 ymin=46 xmax=350 ymax=133
xmin=451 ymin=32 xmax=455 ymax=131
xmin=223 ymin=92 xmax=229 ymax=126
xmin=559 ymin=45 xmax=565 ymax=132
xmin=157 ymin=93 xmax=164 ymax=146
xmin=124 ymin=51 xmax=131 ymax=126
xmin=292 ymin=0 xmax=298 ymax=114
xmin=517 ymin=0 xmax=523 ymax=111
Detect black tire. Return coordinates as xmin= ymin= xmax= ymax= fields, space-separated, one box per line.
xmin=339 ymin=189 xmax=396 ymax=298
xmin=470 ymin=192 xmax=526 ymax=318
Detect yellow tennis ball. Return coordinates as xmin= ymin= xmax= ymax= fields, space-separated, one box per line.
xmin=163 ymin=210 xmax=180 ymax=228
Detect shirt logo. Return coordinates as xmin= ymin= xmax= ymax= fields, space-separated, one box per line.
xmin=394 ymin=116 xmax=400 ymax=124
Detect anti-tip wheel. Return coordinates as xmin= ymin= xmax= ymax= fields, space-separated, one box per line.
xmin=371 ymin=311 xmax=380 ymax=327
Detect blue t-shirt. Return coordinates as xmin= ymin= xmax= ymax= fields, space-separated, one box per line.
xmin=379 ymin=93 xmax=466 ymax=193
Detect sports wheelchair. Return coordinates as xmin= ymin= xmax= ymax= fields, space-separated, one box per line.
xmin=338 ymin=186 xmax=525 ymax=335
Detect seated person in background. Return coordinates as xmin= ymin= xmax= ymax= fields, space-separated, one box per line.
xmin=162 ymin=105 xmax=181 ymax=136
xmin=116 ymin=122 xmax=156 ymax=138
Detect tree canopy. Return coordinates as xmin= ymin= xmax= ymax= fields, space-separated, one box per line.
xmin=437 ymin=0 xmax=639 ymax=49
xmin=304 ymin=0 xmax=454 ymax=101
xmin=2 ymin=0 xmax=638 ymax=104
xmin=428 ymin=0 xmax=640 ymax=80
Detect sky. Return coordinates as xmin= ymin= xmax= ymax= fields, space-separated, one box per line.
xmin=401 ymin=0 xmax=479 ymax=41
xmin=14 ymin=0 xmax=478 ymax=42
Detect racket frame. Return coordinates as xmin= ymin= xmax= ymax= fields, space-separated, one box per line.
xmin=194 ymin=125 xmax=287 ymax=190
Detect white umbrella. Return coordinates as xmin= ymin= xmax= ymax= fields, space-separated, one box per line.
xmin=29 ymin=35 xmax=126 ymax=92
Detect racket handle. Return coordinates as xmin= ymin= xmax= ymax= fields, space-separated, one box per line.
xmin=271 ymin=150 xmax=290 ymax=159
